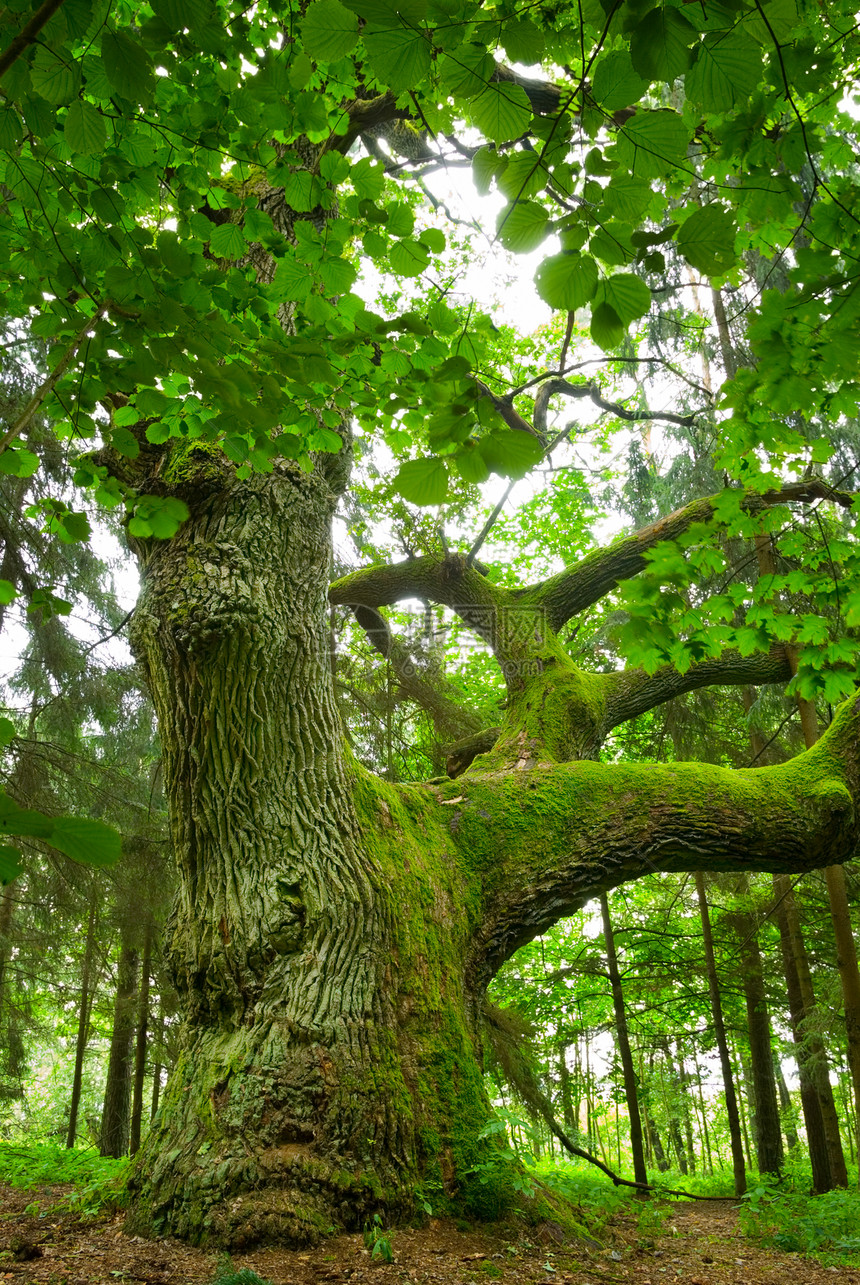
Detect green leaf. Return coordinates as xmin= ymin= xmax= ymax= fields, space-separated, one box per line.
xmin=363 ymin=26 xmax=431 ymax=92
xmin=301 ymin=0 xmax=360 ymax=61
xmin=319 ymin=256 xmax=358 ymax=294
xmin=0 ymin=846 xmax=22 ymax=887
xmin=592 ymin=49 xmax=649 ymax=110
xmin=496 ymin=200 xmax=550 ymax=253
xmin=454 ymin=442 xmax=491 ymax=484
xmin=101 ymin=28 xmax=155 ymax=103
xmin=676 ymin=204 xmax=738 ymax=275
xmin=0 ymin=108 xmax=24 ymax=149
xmin=603 ymin=174 xmax=655 ymax=223
xmin=394 ymin=457 xmax=449 ymax=505
xmin=0 ymin=793 xmax=54 ymax=839
xmin=389 ymin=239 xmax=430 ymax=276
xmin=614 ymin=109 xmax=689 ymax=179
xmin=534 ymin=252 xmax=598 ymax=311
xmin=438 ymin=46 xmax=494 ymax=99
xmin=472 ymin=145 xmax=501 ymax=195
xmin=31 ymin=47 xmax=81 ymax=104
xmin=48 ymin=817 xmax=122 ymax=867
xmin=209 ymin=223 xmax=248 ymax=258
xmin=418 ymin=227 xmax=446 ymax=254
xmin=478 ymin=430 xmax=544 ymax=478
xmin=686 ymin=32 xmax=763 ymax=112
xmin=0 ymin=580 xmax=16 ymax=606
xmin=0 ymin=717 xmax=15 ymax=746
xmin=0 ymin=448 xmax=39 ymax=478
xmin=595 ymin=273 xmax=651 ymax=324
xmin=110 ymin=426 xmax=141 ymax=459
xmin=64 ymin=99 xmax=107 ymax=155
xmin=128 ymin=496 xmax=190 ymax=539
xmin=590 ymin=301 xmax=624 ymax=349
xmin=500 ymin=19 xmax=545 ymax=64
xmin=470 ymin=83 xmax=532 ymax=145
xmin=152 ymin=0 xmax=215 ymax=26
xmin=630 ymin=6 xmax=696 ymax=83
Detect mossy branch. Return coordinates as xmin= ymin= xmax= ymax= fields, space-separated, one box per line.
xmin=441 ymin=692 xmax=860 ymax=986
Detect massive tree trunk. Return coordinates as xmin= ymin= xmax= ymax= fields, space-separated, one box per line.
xmin=119 ymin=439 xmax=860 ymax=1246
xmin=124 ymin=461 xmax=500 ymax=1245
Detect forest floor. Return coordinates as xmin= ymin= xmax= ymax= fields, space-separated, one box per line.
xmin=1 ymin=1181 xmax=859 ymax=1285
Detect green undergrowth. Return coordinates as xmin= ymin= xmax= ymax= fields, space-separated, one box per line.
xmin=739 ymin=1171 xmax=860 ymax=1266
xmin=212 ymin=1262 xmax=274 ymax=1285
xmin=0 ymin=1142 xmax=129 ymax=1218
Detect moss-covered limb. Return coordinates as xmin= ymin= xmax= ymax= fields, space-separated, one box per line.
xmin=600 ymin=645 xmax=793 ymax=732
xmin=435 ymin=693 xmax=860 ymax=988
xmin=351 ymin=604 xmax=483 ymax=745
xmin=447 ymin=727 xmax=501 ymax=777
xmin=331 ymin=555 xmax=506 ymax=644
xmin=522 ymin=480 xmax=855 ymax=633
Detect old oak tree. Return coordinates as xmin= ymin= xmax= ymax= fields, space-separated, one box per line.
xmin=2 ymin=0 xmax=860 ymax=1250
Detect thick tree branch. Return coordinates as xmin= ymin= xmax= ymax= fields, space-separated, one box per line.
xmin=525 ymin=480 xmax=856 ymax=633
xmin=331 ymin=555 xmax=505 ymax=649
xmin=351 ymin=604 xmax=482 ymax=745
xmin=600 ymin=646 xmax=794 ymax=731
xmin=447 ymin=691 xmax=860 ymax=988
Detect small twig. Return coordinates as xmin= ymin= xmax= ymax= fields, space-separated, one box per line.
xmin=0 ymin=0 xmax=67 ymax=80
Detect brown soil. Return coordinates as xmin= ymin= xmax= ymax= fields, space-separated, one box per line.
xmin=1 ymin=1183 xmax=857 ymax=1285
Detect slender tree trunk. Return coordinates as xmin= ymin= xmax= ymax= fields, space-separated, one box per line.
xmin=558 ymin=1041 xmax=574 ymax=1132
xmin=66 ymin=888 xmax=98 ymax=1149
xmin=840 ymin=1075 xmax=855 ymax=1165
xmin=150 ymin=1003 xmax=163 ymax=1122
xmin=777 ymin=1069 xmax=800 ymax=1153
xmin=773 ymin=874 xmax=838 ymax=1189
xmin=692 ymin=1048 xmax=714 ymax=1175
xmin=657 ymin=1053 xmax=687 ymax=1175
xmin=100 ymin=937 xmax=140 ymax=1158
xmin=776 ymin=874 xmax=847 ymax=1187
xmin=599 ymin=892 xmax=648 ymax=1187
xmin=675 ymin=1044 xmax=697 ymax=1175
xmin=734 ymin=1042 xmax=754 ymax=1171
xmin=729 ymin=890 xmax=784 ymax=1173
xmin=823 ymin=862 xmax=860 ymax=1178
xmin=695 ymin=871 xmax=746 ymax=1195
xmin=129 ymin=921 xmax=153 ymax=1156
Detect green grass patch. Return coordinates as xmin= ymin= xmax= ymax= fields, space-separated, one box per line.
xmin=740 ymin=1176 xmax=860 ymax=1264
xmin=0 ymin=1142 xmax=128 ymax=1218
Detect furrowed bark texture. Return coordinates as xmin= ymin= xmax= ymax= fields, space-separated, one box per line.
xmin=124 ymin=463 xmax=501 ymax=1247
